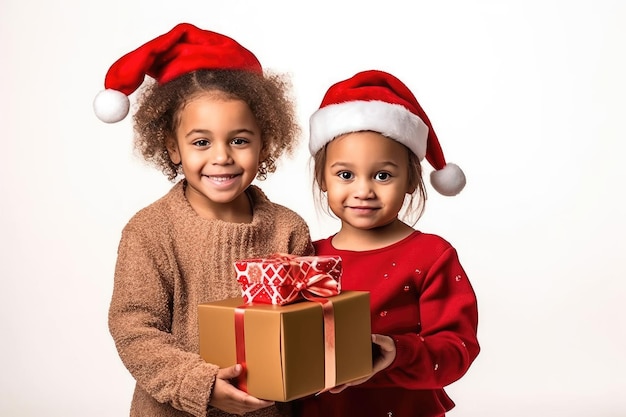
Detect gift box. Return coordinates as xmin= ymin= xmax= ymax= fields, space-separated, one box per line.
xmin=198 ymin=291 xmax=372 ymax=402
xmin=234 ymin=254 xmax=342 ymax=305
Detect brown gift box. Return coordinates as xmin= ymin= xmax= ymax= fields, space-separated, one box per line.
xmin=198 ymin=291 xmax=372 ymax=401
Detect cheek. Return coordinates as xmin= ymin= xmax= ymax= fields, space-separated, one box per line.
xmin=178 ymin=151 xmax=209 ymax=170
xmin=249 ymin=150 xmax=263 ymax=166
xmin=326 ymin=191 xmax=344 ymax=213
xmin=240 ymin=150 xmax=262 ymax=172
xmin=325 ymin=184 xmax=347 ymax=205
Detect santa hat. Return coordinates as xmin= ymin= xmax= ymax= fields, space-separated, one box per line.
xmin=93 ymin=23 xmax=262 ymax=123
xmin=309 ymin=70 xmax=465 ymax=196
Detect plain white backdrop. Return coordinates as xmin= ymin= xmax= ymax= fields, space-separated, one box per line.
xmin=1 ymin=1 xmax=625 ymax=416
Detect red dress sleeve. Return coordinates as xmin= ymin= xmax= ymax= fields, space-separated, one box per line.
xmin=367 ymin=245 xmax=480 ymax=389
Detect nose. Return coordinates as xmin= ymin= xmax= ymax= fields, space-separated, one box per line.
xmin=210 ymin=142 xmax=233 ymax=165
xmin=353 ymin=178 xmax=375 ymax=199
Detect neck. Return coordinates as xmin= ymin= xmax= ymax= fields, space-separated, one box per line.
xmin=332 ymin=219 xmax=414 ymax=251
xmin=185 ymin=184 xmax=253 ymax=223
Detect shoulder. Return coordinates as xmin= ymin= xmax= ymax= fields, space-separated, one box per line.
xmin=249 ymin=185 xmax=313 ymax=254
xmin=313 ymin=236 xmax=334 ymax=253
xmin=121 ymin=181 xmax=186 ymax=237
xmin=403 ymin=231 xmax=463 ymax=268
xmin=249 ymin=185 xmax=309 ymax=227
xmin=412 ymin=231 xmax=454 ymax=250
xmin=405 ymin=231 xmax=456 ymax=254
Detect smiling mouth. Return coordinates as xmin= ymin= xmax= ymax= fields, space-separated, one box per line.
xmin=205 ymin=174 xmax=239 ymax=182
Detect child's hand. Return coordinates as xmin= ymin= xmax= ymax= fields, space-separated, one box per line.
xmin=208 ymin=364 xmax=275 ymax=415
xmin=370 ymin=333 xmax=397 ymax=372
xmin=328 ymin=333 xmax=396 ymax=394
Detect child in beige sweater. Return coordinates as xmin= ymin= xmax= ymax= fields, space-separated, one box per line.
xmin=94 ymin=23 xmax=313 ymax=417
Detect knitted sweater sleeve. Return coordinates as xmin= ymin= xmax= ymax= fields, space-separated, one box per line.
xmin=108 ymin=220 xmax=218 ymax=417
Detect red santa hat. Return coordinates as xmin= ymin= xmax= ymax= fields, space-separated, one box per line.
xmin=309 ymin=70 xmax=466 ymax=196
xmin=93 ymin=23 xmax=262 ymax=123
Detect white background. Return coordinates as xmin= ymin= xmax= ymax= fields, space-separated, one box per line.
xmin=1 ymin=1 xmax=625 ymax=416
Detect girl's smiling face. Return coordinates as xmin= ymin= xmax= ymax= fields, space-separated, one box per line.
xmin=167 ymin=93 xmax=263 ymax=221
xmin=322 ymin=131 xmax=415 ymax=233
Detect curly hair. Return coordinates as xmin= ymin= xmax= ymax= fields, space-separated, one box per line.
xmin=312 ymin=139 xmax=428 ymax=225
xmin=132 ymin=69 xmax=301 ymax=181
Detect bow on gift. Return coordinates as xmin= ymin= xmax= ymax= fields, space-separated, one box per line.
xmin=295 ymin=273 xmax=340 ymax=298
xmin=236 ymin=253 xmax=342 ymax=305
xmin=276 ymin=253 xmax=340 ymax=300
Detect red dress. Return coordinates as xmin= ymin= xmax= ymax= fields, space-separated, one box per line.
xmin=294 ymin=231 xmax=480 ymax=417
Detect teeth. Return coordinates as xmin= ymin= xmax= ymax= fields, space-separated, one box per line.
xmin=205 ymin=175 xmax=234 ymax=182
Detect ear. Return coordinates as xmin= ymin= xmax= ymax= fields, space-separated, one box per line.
xmin=319 ymin=177 xmax=328 ymax=192
xmin=258 ymin=143 xmax=271 ymax=165
xmin=166 ymin=136 xmax=181 ymax=165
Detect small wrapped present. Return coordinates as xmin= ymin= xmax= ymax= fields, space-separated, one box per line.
xmin=234 ymin=254 xmax=342 ymax=305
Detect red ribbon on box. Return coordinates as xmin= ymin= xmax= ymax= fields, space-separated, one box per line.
xmin=233 ymin=254 xmax=342 ymax=394
xmin=235 ymin=254 xmax=341 ymax=305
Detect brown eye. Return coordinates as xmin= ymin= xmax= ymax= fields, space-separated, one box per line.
xmin=231 ymin=137 xmax=249 ymax=146
xmin=338 ymin=171 xmax=354 ymax=180
xmin=375 ymin=172 xmax=391 ymax=181
xmin=193 ymin=139 xmax=209 ymax=147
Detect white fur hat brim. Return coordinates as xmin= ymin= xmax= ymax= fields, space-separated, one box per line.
xmin=309 ymin=100 xmax=429 ymax=159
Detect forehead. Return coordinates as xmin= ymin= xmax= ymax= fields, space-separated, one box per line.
xmin=326 ymin=131 xmax=409 ymax=162
xmin=175 ymin=94 xmax=256 ymax=129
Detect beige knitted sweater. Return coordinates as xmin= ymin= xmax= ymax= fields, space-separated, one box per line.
xmin=109 ymin=181 xmax=314 ymax=417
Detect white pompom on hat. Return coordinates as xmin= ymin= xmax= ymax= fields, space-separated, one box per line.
xmin=309 ymin=70 xmax=466 ymax=196
xmin=93 ymin=89 xmax=130 ymax=124
xmin=93 ymin=23 xmax=263 ymax=123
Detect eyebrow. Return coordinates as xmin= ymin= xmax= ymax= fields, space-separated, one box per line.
xmin=184 ymin=128 xmax=257 ymax=139
xmin=329 ymin=160 xmax=400 ymax=169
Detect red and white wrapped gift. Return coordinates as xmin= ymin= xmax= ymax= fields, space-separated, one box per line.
xmin=234 ymin=254 xmax=342 ymax=305
xmin=233 ymin=253 xmax=344 ymax=394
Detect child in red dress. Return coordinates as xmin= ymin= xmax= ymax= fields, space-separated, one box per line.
xmin=295 ymin=70 xmax=480 ymax=417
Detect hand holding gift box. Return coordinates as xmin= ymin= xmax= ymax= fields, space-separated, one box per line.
xmin=198 ymin=254 xmax=372 ymax=401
